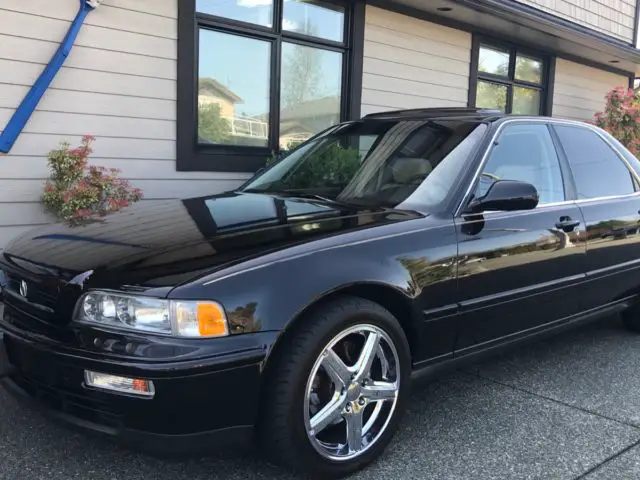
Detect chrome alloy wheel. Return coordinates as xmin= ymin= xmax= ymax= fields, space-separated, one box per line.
xmin=304 ymin=324 xmax=401 ymax=461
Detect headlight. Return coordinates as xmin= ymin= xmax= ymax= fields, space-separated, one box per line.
xmin=74 ymin=291 xmax=229 ymax=338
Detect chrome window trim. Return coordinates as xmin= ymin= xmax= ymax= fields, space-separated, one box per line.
xmin=454 ymin=117 xmax=640 ymax=217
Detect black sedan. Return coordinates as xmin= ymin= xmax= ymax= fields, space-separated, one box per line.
xmin=2 ymin=107 xmax=640 ymax=478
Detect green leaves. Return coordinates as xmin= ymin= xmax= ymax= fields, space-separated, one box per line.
xmin=594 ymin=87 xmax=640 ymax=157
xmin=41 ymin=136 xmax=143 ymax=224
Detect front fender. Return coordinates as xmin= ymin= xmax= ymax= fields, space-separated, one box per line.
xmin=169 ymin=243 xmax=419 ymax=335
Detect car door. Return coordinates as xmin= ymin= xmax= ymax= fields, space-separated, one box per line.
xmin=454 ymin=121 xmax=587 ymax=354
xmin=552 ymin=123 xmax=640 ymax=311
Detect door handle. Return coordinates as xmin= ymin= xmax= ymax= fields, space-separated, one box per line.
xmin=555 ymin=217 xmax=580 ymax=232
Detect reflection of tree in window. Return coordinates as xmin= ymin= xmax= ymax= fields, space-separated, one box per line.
xmin=198 ymin=103 xmax=231 ymax=144
xmin=282 ymin=39 xmax=321 ymax=108
xmin=276 ymin=142 xmax=362 ymax=190
xmin=476 ymin=48 xmax=542 ymax=115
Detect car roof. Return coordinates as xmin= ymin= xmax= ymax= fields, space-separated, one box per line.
xmin=362 ymin=107 xmax=507 ymax=122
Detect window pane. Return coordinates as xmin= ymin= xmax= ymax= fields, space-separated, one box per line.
xmin=476 ymin=80 xmax=507 ymax=112
xmin=477 ymin=124 xmax=565 ymax=205
xmin=554 ymin=125 xmax=635 ymax=199
xmin=478 ymin=45 xmax=510 ymax=77
xmin=280 ymin=43 xmax=342 ymax=148
xmin=513 ymin=87 xmax=540 ymax=115
xmin=283 ymin=0 xmax=345 ymax=42
xmin=198 ymin=30 xmax=271 ymax=147
xmin=515 ymin=55 xmax=542 ymax=84
xmin=196 ymin=0 xmax=273 ymax=27
xmin=243 ymin=120 xmax=486 ymax=210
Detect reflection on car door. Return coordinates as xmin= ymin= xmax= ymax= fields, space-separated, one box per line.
xmin=454 ymin=122 xmax=587 ymax=353
xmin=552 ymin=124 xmax=640 ymax=311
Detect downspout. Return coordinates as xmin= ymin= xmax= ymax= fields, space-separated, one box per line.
xmin=0 ymin=0 xmax=102 ymax=154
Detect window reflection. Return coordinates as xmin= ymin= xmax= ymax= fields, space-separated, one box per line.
xmin=515 ymin=55 xmax=542 ymax=84
xmin=476 ymin=81 xmax=507 ymax=112
xmin=279 ymin=42 xmax=342 ymax=148
xmin=196 ymin=0 xmax=273 ymax=27
xmin=198 ymin=30 xmax=271 ymax=147
xmin=513 ymin=87 xmax=540 ymax=115
xmin=282 ymin=0 xmax=345 ymax=42
xmin=478 ymin=45 xmax=509 ymax=77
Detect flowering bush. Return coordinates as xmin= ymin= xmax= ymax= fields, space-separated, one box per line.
xmin=594 ymin=87 xmax=640 ymax=156
xmin=42 ymin=135 xmax=143 ymax=223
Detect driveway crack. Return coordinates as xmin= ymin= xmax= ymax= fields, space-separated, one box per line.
xmin=461 ymin=369 xmax=640 ymax=431
xmin=572 ymin=439 xmax=640 ymax=479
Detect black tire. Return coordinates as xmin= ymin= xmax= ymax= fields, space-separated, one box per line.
xmin=258 ymin=295 xmax=411 ymax=479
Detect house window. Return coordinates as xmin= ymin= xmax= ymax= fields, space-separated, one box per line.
xmin=469 ymin=37 xmax=549 ymax=115
xmin=178 ymin=0 xmax=363 ymax=173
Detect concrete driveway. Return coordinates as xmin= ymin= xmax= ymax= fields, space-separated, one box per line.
xmin=2 ymin=310 xmax=640 ymax=479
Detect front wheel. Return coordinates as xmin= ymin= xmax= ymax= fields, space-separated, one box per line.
xmin=259 ymin=296 xmax=411 ymax=478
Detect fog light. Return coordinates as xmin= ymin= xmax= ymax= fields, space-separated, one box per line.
xmin=84 ymin=370 xmax=155 ymax=398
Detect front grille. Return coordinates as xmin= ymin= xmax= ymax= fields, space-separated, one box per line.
xmin=6 ymin=274 xmax=58 ymax=309
xmin=9 ymin=370 xmax=123 ymax=429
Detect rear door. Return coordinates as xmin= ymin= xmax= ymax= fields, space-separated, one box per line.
xmin=454 ymin=121 xmax=587 ymax=353
xmin=552 ymin=123 xmax=640 ymax=311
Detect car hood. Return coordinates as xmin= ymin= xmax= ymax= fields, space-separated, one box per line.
xmin=0 ymin=192 xmax=422 ymax=290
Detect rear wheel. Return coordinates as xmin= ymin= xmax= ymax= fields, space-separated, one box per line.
xmin=259 ymin=296 xmax=411 ymax=478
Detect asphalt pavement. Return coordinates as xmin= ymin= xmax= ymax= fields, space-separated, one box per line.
xmin=3 ymin=305 xmax=640 ymax=479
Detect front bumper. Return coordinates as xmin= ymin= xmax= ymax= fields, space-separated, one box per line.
xmin=0 ymin=305 xmax=278 ymax=457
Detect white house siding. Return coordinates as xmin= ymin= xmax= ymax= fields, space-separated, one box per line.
xmin=361 ymin=6 xmax=471 ymax=116
xmin=0 ymin=0 xmax=250 ymax=248
xmin=552 ymin=58 xmax=629 ymax=121
xmin=515 ymin=0 xmax=637 ymax=43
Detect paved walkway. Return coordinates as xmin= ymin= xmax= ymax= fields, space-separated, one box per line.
xmin=2 ymin=303 xmax=640 ymax=479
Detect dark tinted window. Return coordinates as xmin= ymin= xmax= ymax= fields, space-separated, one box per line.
xmin=242 ymin=119 xmax=486 ymax=208
xmin=555 ymin=125 xmax=636 ymax=199
xmin=476 ymin=123 xmax=564 ymax=204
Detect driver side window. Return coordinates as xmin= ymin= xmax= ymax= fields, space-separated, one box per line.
xmin=475 ymin=123 xmax=565 ymax=205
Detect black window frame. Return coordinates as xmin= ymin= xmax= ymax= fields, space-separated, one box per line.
xmin=468 ymin=35 xmax=552 ymax=116
xmin=177 ymin=0 xmax=365 ymax=173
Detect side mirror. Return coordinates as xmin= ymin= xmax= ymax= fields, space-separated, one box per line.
xmin=466 ymin=180 xmax=539 ymax=213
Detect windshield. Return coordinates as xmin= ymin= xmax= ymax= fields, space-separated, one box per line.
xmin=241 ymin=118 xmax=488 ymax=209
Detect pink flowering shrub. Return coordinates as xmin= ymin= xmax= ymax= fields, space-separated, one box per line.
xmin=42 ymin=135 xmax=143 ymax=223
xmin=594 ymin=87 xmax=640 ymax=156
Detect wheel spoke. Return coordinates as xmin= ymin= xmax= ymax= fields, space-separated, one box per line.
xmin=321 ymin=348 xmax=352 ymax=387
xmin=354 ymin=331 xmax=380 ymax=381
xmin=304 ymin=324 xmax=402 ymax=461
xmin=309 ymin=395 xmax=345 ymax=436
xmin=362 ymin=381 xmax=398 ymax=401
xmin=346 ymin=411 xmax=364 ymax=453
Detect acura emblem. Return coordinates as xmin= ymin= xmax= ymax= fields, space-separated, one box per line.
xmin=19 ymin=280 xmax=28 ymax=298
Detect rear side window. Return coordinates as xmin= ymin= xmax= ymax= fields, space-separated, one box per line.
xmin=554 ymin=125 xmax=636 ymax=199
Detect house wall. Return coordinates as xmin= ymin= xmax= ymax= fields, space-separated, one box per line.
xmin=361 ymin=6 xmax=471 ymax=116
xmin=514 ymin=0 xmax=637 ymax=43
xmin=0 ymin=0 xmax=249 ymax=248
xmin=552 ymin=58 xmax=630 ymax=121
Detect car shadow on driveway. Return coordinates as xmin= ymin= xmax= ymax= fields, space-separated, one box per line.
xmin=2 ymin=316 xmax=640 ymax=480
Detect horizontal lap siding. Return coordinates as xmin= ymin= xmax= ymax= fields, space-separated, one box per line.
xmin=0 ymin=0 xmax=250 ymax=249
xmin=514 ymin=0 xmax=637 ymax=43
xmin=552 ymin=59 xmax=629 ymax=121
xmin=361 ymin=6 xmax=471 ymax=116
